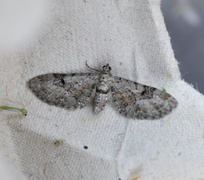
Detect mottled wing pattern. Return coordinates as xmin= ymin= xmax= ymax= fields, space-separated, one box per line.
xmin=111 ymin=77 xmax=178 ymax=119
xmin=27 ymin=73 xmax=99 ymax=109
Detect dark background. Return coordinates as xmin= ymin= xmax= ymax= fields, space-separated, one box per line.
xmin=161 ymin=0 xmax=204 ymax=94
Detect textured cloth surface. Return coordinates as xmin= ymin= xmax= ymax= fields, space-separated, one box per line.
xmin=0 ymin=0 xmax=204 ymax=180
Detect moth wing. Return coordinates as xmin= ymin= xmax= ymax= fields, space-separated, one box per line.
xmin=27 ymin=73 xmax=99 ymax=109
xmin=111 ymin=76 xmax=178 ymax=119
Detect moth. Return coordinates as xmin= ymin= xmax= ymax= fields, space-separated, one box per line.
xmin=27 ymin=63 xmax=177 ymax=119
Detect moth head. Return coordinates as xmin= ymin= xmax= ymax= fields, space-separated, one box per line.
xmin=102 ymin=64 xmax=111 ymax=72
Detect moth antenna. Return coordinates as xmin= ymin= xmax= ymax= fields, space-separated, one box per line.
xmin=85 ymin=61 xmax=101 ymax=72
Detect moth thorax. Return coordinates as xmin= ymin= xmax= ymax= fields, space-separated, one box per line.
xmin=100 ymin=73 xmax=111 ymax=80
xmin=97 ymin=82 xmax=109 ymax=93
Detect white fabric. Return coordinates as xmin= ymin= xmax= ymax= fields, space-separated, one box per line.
xmin=1 ymin=0 xmax=204 ymax=179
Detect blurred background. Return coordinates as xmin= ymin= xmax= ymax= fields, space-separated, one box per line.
xmin=161 ymin=0 xmax=204 ymax=94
